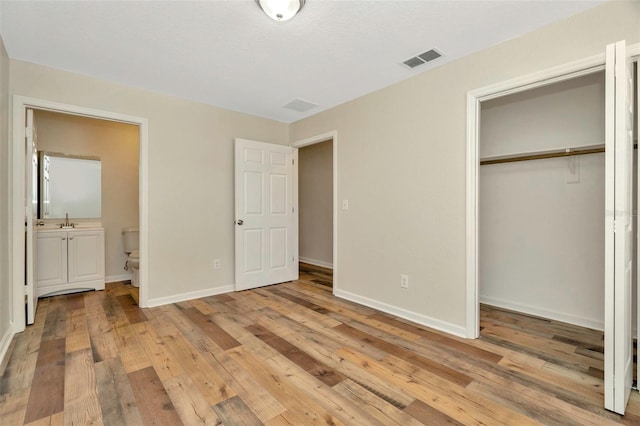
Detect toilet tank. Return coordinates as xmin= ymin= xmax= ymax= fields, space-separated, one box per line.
xmin=122 ymin=227 xmax=139 ymax=254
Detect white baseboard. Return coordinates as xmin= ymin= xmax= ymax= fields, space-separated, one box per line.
xmin=480 ymin=295 xmax=604 ymax=331
xmin=334 ymin=289 xmax=467 ymax=338
xmin=147 ymin=285 xmax=234 ymax=308
xmin=0 ymin=326 xmax=15 ymax=368
xmin=299 ymin=257 xmax=333 ymax=270
xmin=106 ymin=273 xmax=133 ymax=283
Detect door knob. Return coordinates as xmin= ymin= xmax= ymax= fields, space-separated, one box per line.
xmin=236 ymin=220 xmax=244 ymax=226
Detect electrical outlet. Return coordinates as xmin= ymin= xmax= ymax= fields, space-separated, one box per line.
xmin=342 ymin=199 xmax=349 ymax=210
xmin=214 ymin=259 xmax=221 ymax=269
xmin=400 ymin=274 xmax=409 ymax=289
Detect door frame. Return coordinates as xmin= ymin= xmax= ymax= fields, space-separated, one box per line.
xmin=292 ymin=131 xmax=338 ymax=293
xmin=466 ymin=44 xmax=640 ymax=339
xmin=10 ymin=96 xmax=149 ymax=333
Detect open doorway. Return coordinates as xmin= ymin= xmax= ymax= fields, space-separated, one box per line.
xmin=11 ymin=96 xmax=148 ymax=332
xmin=33 ymin=110 xmax=140 ymax=289
xmin=298 ymin=139 xmax=333 ymax=288
xmin=293 ymin=131 xmax=338 ymax=292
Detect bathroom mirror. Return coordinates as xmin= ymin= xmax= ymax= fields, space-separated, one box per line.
xmin=39 ymin=152 xmax=102 ymax=219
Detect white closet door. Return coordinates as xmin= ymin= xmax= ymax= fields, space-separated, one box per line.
xmin=604 ymin=39 xmax=633 ymax=415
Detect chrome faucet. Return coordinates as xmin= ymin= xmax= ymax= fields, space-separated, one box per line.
xmin=60 ymin=213 xmax=74 ymax=229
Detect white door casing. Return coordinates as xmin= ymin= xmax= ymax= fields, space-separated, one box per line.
xmin=604 ymin=40 xmax=633 ymax=415
xmin=234 ymin=139 xmax=296 ymax=291
xmin=25 ymin=109 xmax=38 ymax=325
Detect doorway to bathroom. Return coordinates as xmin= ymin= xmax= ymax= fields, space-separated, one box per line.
xmin=11 ymin=96 xmax=148 ymax=332
xmin=33 ymin=110 xmax=140 ymax=285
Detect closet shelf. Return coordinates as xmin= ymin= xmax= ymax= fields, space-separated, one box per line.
xmin=480 ymin=145 xmax=606 ymax=166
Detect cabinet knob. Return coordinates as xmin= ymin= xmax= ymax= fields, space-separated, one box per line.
xmin=69 ymin=237 xmax=74 ymax=240
xmin=61 ymin=237 xmax=66 ymax=240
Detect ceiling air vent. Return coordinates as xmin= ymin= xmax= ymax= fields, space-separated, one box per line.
xmin=402 ymin=49 xmax=442 ymax=69
xmin=283 ymin=99 xmax=318 ymax=112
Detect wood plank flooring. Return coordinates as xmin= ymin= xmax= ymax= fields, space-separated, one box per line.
xmin=2 ymin=276 xmax=640 ymax=425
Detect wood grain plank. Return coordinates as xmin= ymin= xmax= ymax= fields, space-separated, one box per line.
xmin=205 ymin=350 xmax=286 ymax=423
xmin=179 ymin=306 xmax=241 ymax=350
xmin=95 ymin=357 xmax=143 ymax=426
xmin=65 ymin=308 xmax=91 ymax=353
xmin=404 ymin=399 xmax=464 ymax=425
xmin=116 ymin=294 xmax=148 ymax=324
xmin=23 ymin=338 xmax=66 ymax=424
xmin=133 ymin=321 xmax=185 ymax=382
xmin=246 ymin=323 xmax=346 ymax=387
xmin=0 ymin=387 xmax=30 ymax=425
xmin=42 ymin=299 xmax=67 ymax=342
xmin=369 ymin=311 xmax=503 ymax=364
xmin=213 ymin=395 xmax=263 ymax=426
xmin=163 ymin=374 xmax=221 ymax=425
xmin=63 ymin=348 xmax=103 ymax=425
xmin=24 ymin=411 xmax=64 ymax=426
xmin=113 ymin=324 xmax=151 ymax=374
xmin=128 ymin=366 xmax=183 ymax=426
xmin=227 ymin=346 xmax=346 ymax=425
xmin=335 ymin=323 xmax=473 ymax=388
xmin=333 ymin=379 xmax=423 ymax=426
xmin=161 ymin=331 xmax=236 ymax=405
xmin=336 ymin=346 xmax=540 ymax=426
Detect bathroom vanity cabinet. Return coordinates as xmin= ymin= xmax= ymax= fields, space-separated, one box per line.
xmin=36 ymin=228 xmax=105 ymax=297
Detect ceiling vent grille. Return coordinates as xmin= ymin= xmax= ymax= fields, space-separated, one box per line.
xmin=283 ymin=99 xmax=318 ymax=112
xmin=402 ymin=49 xmax=442 ymax=69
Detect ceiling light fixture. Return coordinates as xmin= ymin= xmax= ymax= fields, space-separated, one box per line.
xmin=257 ymin=0 xmax=305 ymax=21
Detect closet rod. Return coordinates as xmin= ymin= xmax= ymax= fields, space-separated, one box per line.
xmin=480 ymin=145 xmax=605 ymax=166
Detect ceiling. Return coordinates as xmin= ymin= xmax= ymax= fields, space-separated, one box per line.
xmin=0 ymin=1 xmax=606 ymax=123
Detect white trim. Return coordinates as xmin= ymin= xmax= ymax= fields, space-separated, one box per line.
xmin=11 ymin=96 xmax=149 ymax=333
xmin=335 ymin=289 xmax=467 ymax=338
xmin=292 ymin=130 xmax=338 ymax=293
xmin=480 ymin=296 xmax=603 ymax=331
xmin=466 ymin=42 xmax=640 ymax=340
xmin=106 ymin=273 xmax=133 ymax=283
xmin=299 ymin=257 xmax=333 ymax=270
xmin=146 ymin=285 xmax=234 ymax=308
xmin=0 ymin=328 xmax=15 ymax=368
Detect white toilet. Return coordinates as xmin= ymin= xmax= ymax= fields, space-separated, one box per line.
xmin=122 ymin=227 xmax=140 ymax=287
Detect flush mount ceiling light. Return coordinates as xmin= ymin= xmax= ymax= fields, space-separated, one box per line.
xmin=257 ymin=0 xmax=305 ymax=21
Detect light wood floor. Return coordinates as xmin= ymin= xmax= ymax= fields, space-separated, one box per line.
xmin=2 ymin=277 xmax=640 ymax=425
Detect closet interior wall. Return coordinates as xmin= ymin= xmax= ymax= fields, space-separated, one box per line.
xmin=478 ymin=71 xmax=626 ymax=331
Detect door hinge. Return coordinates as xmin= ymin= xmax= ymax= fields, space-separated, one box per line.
xmin=292 ymin=158 xmax=294 ymax=165
xmin=613 ymin=220 xmax=617 ymax=233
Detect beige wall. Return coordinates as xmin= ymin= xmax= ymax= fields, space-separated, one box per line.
xmin=290 ymin=1 xmax=640 ymax=333
xmin=0 ymin=36 xmax=11 ymax=350
xmin=299 ymin=140 xmax=333 ymax=267
xmin=34 ymin=110 xmax=139 ymax=281
xmin=10 ymin=60 xmax=289 ymax=303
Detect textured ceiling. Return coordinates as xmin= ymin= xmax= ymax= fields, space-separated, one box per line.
xmin=0 ymin=1 xmax=606 ymax=123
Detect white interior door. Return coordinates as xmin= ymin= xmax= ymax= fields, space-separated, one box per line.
xmin=604 ymin=40 xmax=633 ymax=415
xmin=234 ymin=138 xmax=296 ymax=291
xmin=25 ymin=108 xmax=38 ymax=324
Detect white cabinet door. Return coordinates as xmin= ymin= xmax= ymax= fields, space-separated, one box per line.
xmin=68 ymin=229 xmax=105 ymax=283
xmin=36 ymin=231 xmax=67 ymax=288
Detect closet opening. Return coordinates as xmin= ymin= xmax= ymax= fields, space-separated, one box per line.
xmin=478 ymin=70 xmax=622 ymax=379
